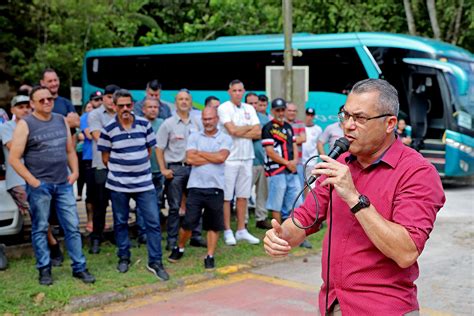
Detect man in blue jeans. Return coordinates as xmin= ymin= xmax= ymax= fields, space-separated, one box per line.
xmin=136 ymin=98 xmax=165 ymax=244
xmin=9 ymin=85 xmax=95 ymax=285
xmin=98 ymin=89 xmax=169 ymax=281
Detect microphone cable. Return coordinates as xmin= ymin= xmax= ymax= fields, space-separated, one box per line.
xmin=290 ymin=154 xmax=321 ymax=230
xmin=289 ymin=156 xmax=342 ymax=315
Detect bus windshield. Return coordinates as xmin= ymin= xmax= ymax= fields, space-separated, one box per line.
xmin=448 ymin=60 xmax=474 ymax=117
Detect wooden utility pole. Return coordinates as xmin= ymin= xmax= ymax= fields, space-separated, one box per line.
xmin=283 ymin=0 xmax=293 ymax=102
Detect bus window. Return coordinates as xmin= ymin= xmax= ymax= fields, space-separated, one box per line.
xmin=294 ymin=48 xmax=367 ymax=93
xmin=85 ymin=47 xmax=367 ymax=94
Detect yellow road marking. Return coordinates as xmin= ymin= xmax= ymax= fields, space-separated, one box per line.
xmin=75 ymin=272 xmax=315 ymax=315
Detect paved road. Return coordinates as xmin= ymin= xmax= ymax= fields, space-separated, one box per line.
xmin=78 ymin=185 xmax=473 ymax=315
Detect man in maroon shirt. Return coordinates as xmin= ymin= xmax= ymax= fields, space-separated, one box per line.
xmin=263 ymin=79 xmax=445 ymax=316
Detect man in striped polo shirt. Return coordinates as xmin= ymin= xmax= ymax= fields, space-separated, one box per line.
xmin=97 ymin=89 xmax=169 ymax=281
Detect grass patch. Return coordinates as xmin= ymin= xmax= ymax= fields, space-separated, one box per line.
xmin=0 ymin=216 xmax=324 ymax=314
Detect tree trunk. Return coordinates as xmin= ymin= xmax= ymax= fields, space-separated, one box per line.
xmin=403 ymin=0 xmax=417 ymax=35
xmin=426 ymin=0 xmax=441 ymax=39
xmin=452 ymin=0 xmax=464 ymax=44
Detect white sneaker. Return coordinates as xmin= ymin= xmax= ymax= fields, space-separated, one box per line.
xmin=235 ymin=229 xmax=260 ymax=244
xmin=224 ymin=230 xmax=236 ymax=246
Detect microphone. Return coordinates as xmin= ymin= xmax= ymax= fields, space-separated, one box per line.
xmin=305 ymin=137 xmax=351 ymax=185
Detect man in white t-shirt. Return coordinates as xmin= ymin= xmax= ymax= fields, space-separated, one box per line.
xmin=217 ymin=80 xmax=261 ymax=245
xmin=302 ymin=108 xmax=323 ymax=180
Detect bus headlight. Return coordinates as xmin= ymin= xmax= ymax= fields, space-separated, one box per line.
xmin=446 ymin=139 xmax=474 ymax=157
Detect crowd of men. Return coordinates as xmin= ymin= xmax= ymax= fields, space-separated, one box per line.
xmin=0 ymin=70 xmax=345 ymax=285
xmin=0 ymin=69 xmax=447 ymax=316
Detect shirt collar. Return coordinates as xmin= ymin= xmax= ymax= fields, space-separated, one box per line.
xmin=115 ymin=113 xmax=137 ymax=131
xmin=271 ymin=118 xmax=285 ymax=126
xmin=345 ymin=136 xmax=403 ymax=169
xmin=200 ymin=128 xmax=221 ymax=138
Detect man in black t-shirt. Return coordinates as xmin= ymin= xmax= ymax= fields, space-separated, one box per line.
xmin=261 ymin=98 xmax=302 ymax=223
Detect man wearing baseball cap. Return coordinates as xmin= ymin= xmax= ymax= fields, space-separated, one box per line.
xmin=89 ymin=90 xmax=103 ymax=109
xmin=0 ymin=95 xmax=32 ymax=270
xmin=261 ymin=98 xmax=302 ymax=224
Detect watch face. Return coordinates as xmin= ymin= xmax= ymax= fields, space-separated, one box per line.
xmin=360 ymin=195 xmax=370 ymax=207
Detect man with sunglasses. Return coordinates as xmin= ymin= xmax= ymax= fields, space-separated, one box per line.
xmin=9 ymin=86 xmax=95 ymax=285
xmin=87 ymin=84 xmax=120 ymax=254
xmin=98 ymin=89 xmax=169 ymax=281
xmin=264 ymin=79 xmax=445 ymax=315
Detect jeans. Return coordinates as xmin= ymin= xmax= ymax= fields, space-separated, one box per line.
xmin=26 ymin=181 xmax=86 ymax=273
xmin=165 ymin=165 xmax=190 ymax=245
xmin=296 ymin=163 xmax=305 ymax=188
xmin=266 ymin=173 xmax=303 ymax=220
xmin=137 ymin=172 xmax=164 ymax=239
xmin=91 ymin=168 xmax=109 ymax=241
xmin=110 ymin=189 xmax=163 ymax=263
xmin=252 ymin=164 xmax=268 ymax=221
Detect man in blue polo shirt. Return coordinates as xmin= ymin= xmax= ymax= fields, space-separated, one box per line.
xmin=97 ymin=89 xmax=169 ymax=281
xmin=133 ymin=79 xmax=172 ymax=119
xmin=40 ymin=68 xmax=80 ymax=128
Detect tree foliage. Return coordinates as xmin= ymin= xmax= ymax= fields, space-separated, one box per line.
xmin=0 ymin=0 xmax=472 ymax=95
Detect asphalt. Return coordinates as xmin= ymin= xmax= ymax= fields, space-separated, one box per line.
xmin=3 ymin=185 xmax=472 ymax=315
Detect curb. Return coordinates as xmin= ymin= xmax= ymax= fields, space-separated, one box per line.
xmin=63 ymin=252 xmax=316 ymax=313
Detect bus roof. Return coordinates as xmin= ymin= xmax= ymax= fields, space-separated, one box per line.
xmin=85 ymin=32 xmax=473 ymax=61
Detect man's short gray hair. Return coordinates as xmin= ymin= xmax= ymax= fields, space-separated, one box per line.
xmin=351 ymin=79 xmax=399 ymax=116
xmin=113 ymin=89 xmax=132 ymax=104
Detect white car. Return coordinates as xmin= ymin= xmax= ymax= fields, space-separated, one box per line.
xmin=0 ymin=179 xmax=23 ymax=236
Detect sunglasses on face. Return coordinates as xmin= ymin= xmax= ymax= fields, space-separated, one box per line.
xmin=34 ymin=97 xmax=54 ymax=105
xmin=116 ymin=103 xmax=133 ymax=109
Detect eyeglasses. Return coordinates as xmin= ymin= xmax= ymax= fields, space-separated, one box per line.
xmin=116 ymin=103 xmax=133 ymax=108
xmin=338 ymin=109 xmax=393 ymax=125
xmin=34 ymin=97 xmax=54 ymax=105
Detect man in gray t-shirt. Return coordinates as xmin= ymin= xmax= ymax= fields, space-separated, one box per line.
xmin=87 ymin=84 xmax=119 ymax=254
xmin=9 ymin=86 xmax=95 ymax=285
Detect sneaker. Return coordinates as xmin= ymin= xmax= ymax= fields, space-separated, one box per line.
xmin=190 ymin=238 xmax=207 ymax=248
xmin=168 ymin=247 xmax=184 ymax=263
xmin=204 ymin=256 xmax=215 ymax=270
xmin=38 ymin=267 xmax=53 ymax=286
xmin=299 ymin=239 xmax=312 ymax=249
xmin=117 ymin=258 xmax=130 ymax=273
xmin=50 ymin=243 xmax=64 ymax=267
xmin=223 ymin=230 xmax=236 ymax=246
xmin=73 ymin=269 xmax=96 ymax=284
xmin=235 ymin=229 xmax=260 ymax=244
xmin=0 ymin=244 xmax=7 ymax=271
xmin=256 ymin=220 xmax=272 ymax=230
xmin=89 ymin=239 xmax=101 ymax=254
xmin=147 ymin=262 xmax=169 ymax=281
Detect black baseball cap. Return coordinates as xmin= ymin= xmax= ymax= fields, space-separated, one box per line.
xmin=306 ymin=108 xmax=316 ymax=115
xmin=271 ymin=98 xmax=287 ymax=110
xmin=104 ymin=84 xmax=120 ymax=95
xmin=89 ymin=90 xmax=103 ymax=101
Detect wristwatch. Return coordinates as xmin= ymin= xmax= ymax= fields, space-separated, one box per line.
xmin=350 ymin=195 xmax=370 ymax=214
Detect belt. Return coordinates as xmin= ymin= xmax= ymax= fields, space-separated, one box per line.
xmin=168 ymin=162 xmax=190 ymax=167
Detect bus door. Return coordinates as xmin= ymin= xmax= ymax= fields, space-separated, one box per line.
xmin=403 ymin=58 xmax=474 ymax=177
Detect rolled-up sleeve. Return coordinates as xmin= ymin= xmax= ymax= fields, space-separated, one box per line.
xmin=392 ymin=164 xmax=445 ymax=253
